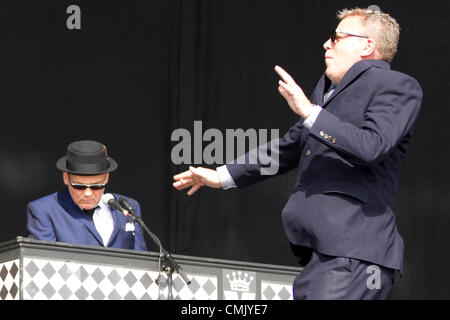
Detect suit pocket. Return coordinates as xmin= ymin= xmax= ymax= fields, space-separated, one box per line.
xmin=320 ymin=179 xmax=369 ymax=203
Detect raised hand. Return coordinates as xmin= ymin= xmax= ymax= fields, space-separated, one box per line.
xmin=275 ymin=65 xmax=314 ymax=119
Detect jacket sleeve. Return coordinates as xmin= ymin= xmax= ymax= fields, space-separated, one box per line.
xmin=226 ymin=120 xmax=304 ymax=188
xmin=308 ymin=74 xmax=423 ymax=167
xmin=26 ymin=202 xmax=57 ymax=241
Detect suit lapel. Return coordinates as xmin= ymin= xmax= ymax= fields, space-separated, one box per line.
xmin=106 ymin=207 xmax=122 ymax=247
xmin=57 ymin=188 xmax=104 ymax=246
xmin=321 ymin=59 xmax=390 ymax=108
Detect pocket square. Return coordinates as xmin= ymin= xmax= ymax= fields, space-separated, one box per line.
xmin=125 ymin=222 xmax=135 ymax=232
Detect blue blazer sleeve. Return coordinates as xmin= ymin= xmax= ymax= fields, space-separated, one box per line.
xmin=26 ymin=200 xmax=57 ymax=242
xmin=226 ymin=120 xmax=305 ymax=188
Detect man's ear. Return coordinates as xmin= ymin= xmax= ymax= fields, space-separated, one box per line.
xmin=362 ymin=38 xmax=377 ymax=58
xmin=105 ymin=173 xmax=110 ymax=184
xmin=62 ymin=172 xmax=69 ymax=185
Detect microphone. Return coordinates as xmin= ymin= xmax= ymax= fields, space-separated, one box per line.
xmin=119 ymin=197 xmax=136 ymax=215
xmin=104 ymin=194 xmax=191 ymax=288
xmin=102 ymin=193 xmax=132 ymax=217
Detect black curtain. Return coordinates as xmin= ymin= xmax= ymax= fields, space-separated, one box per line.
xmin=0 ymin=0 xmax=449 ymax=299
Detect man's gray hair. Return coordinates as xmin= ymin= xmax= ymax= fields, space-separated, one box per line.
xmin=337 ymin=8 xmax=400 ymax=63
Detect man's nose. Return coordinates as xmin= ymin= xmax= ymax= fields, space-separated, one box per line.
xmin=83 ymin=188 xmax=94 ymax=196
xmin=323 ymin=38 xmax=332 ymax=50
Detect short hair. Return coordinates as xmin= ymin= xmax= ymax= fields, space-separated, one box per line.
xmin=337 ymin=8 xmax=400 ymax=63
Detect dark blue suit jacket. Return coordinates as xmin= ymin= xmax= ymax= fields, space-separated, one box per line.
xmin=227 ymin=60 xmax=423 ymax=271
xmin=26 ymin=188 xmax=147 ymax=251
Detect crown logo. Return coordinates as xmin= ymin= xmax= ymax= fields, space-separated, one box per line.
xmin=226 ymin=271 xmax=253 ymax=292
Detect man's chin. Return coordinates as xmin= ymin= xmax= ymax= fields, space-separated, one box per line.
xmin=325 ymin=69 xmax=334 ymax=81
xmin=79 ymin=202 xmax=97 ymax=210
xmin=325 ymin=69 xmax=340 ymax=84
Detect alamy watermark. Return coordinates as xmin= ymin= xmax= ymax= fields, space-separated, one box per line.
xmin=366 ymin=265 xmax=381 ymax=290
xmin=66 ymin=5 xmax=81 ymax=30
xmin=171 ymin=121 xmax=280 ymax=175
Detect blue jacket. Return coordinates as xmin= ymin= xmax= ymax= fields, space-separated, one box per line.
xmin=26 ymin=187 xmax=147 ymax=251
xmin=226 ymin=60 xmax=423 ymax=271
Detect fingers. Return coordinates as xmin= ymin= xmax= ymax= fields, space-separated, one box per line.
xmin=275 ymin=65 xmax=296 ymax=86
xmin=173 ymin=169 xmax=196 ymax=190
xmin=187 ymin=184 xmax=202 ymax=196
xmin=275 ymin=65 xmax=312 ymax=118
xmin=278 ymin=79 xmax=300 ymax=107
xmin=276 ymin=66 xmax=306 ymax=98
xmin=173 ymin=166 xmax=222 ymax=195
xmin=173 ymin=166 xmax=207 ymax=193
xmin=173 ymin=178 xmax=194 ymax=190
xmin=173 ymin=170 xmax=193 ymax=181
xmin=276 ymin=66 xmax=301 ymax=99
xmin=278 ymin=80 xmax=292 ymax=96
xmin=191 ymin=166 xmax=222 ymax=189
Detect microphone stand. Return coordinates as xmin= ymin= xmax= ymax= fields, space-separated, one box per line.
xmin=125 ymin=211 xmax=191 ymax=300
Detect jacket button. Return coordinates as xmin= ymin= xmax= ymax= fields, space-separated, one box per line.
xmin=332 ymin=138 xmax=337 ymax=144
xmin=306 ymin=149 xmax=311 ymax=156
xmin=320 ymin=131 xmax=325 ymax=137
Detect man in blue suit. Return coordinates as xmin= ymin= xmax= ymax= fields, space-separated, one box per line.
xmin=27 ymin=140 xmax=147 ymax=251
xmin=173 ymin=8 xmax=422 ymax=299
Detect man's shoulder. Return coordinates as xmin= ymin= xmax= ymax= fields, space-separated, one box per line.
xmin=358 ymin=60 xmax=422 ymax=93
xmin=28 ymin=192 xmax=59 ymax=207
xmin=365 ymin=60 xmax=419 ymax=82
xmin=27 ymin=192 xmax=62 ymax=218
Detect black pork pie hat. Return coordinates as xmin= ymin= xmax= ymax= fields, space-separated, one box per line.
xmin=56 ymin=140 xmax=118 ymax=175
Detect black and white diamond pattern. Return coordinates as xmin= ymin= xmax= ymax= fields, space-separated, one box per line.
xmin=21 ymin=258 xmax=217 ymax=300
xmin=0 ymin=259 xmax=20 ymax=300
xmin=1 ymin=255 xmax=293 ymax=300
xmin=161 ymin=273 xmax=217 ymax=300
xmin=261 ymin=281 xmax=293 ymax=300
xmin=23 ymin=258 xmax=159 ymax=300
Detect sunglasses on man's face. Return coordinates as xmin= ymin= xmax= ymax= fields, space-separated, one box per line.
xmin=68 ymin=175 xmax=107 ymax=191
xmin=330 ymin=30 xmax=369 ymax=44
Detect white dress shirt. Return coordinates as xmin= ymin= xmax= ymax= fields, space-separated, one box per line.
xmin=91 ymin=194 xmax=115 ymax=246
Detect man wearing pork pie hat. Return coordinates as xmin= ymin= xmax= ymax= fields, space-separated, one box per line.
xmin=26 ymin=140 xmax=147 ymax=250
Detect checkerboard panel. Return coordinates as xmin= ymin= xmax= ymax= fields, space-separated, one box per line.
xmin=22 ymin=258 xmax=161 ymax=300
xmin=21 ymin=258 xmax=218 ymax=300
xmin=261 ymin=281 xmax=293 ymax=300
xmin=170 ymin=274 xmax=217 ymax=300
xmin=0 ymin=259 xmax=20 ymax=300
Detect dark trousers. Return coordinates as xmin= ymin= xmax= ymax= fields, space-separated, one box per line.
xmin=293 ymin=251 xmax=395 ymax=300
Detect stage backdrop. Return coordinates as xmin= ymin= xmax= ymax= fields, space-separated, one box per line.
xmin=0 ymin=0 xmax=448 ymax=299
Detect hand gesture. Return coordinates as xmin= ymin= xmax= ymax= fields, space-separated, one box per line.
xmin=275 ymin=65 xmax=313 ymax=118
xmin=173 ymin=166 xmax=222 ymax=196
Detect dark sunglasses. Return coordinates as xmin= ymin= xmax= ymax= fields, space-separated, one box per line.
xmin=331 ymin=30 xmax=369 ymax=44
xmin=68 ymin=175 xmax=107 ymax=190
